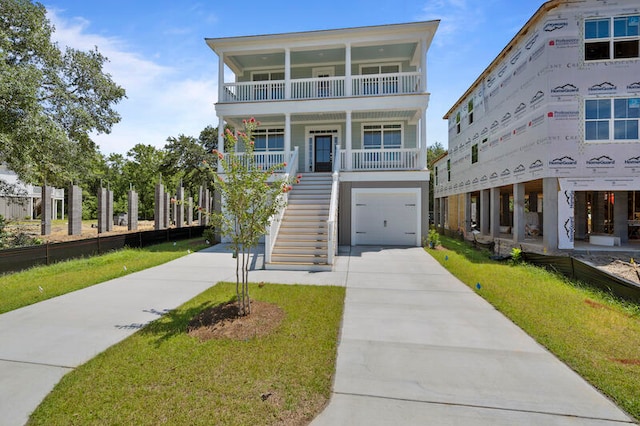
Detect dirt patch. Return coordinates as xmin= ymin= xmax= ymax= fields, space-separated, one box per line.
xmin=574 ymin=256 xmax=640 ymax=285
xmin=187 ymin=300 xmax=285 ymax=342
xmin=584 ymin=298 xmax=615 ymax=311
xmin=610 ymin=358 xmax=640 ymax=366
xmin=7 ymin=220 xmax=156 ymax=243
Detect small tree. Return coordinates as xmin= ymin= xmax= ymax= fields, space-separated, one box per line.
xmin=209 ymin=118 xmax=291 ymax=316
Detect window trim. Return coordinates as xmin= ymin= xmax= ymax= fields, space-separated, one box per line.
xmin=584 ymin=96 xmax=640 ymax=143
xmin=361 ymin=122 xmax=404 ymax=150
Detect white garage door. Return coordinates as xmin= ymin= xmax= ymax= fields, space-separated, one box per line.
xmin=352 ymin=188 xmax=420 ymax=246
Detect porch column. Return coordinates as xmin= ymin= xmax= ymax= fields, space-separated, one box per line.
xmin=543 ymin=177 xmax=559 ymax=251
xmin=490 ymin=187 xmax=500 ymax=238
xmin=284 ymin=48 xmax=291 ymax=100
xmin=217 ymin=116 xmax=224 ymax=173
xmin=285 ymin=113 xmax=291 ymax=154
xmin=613 ymin=191 xmax=629 ymax=243
xmin=345 ymin=110 xmax=352 ymax=170
xmin=513 ymin=183 xmax=525 ymax=242
xmin=480 ymin=189 xmax=490 ymax=235
xmin=218 ymin=51 xmax=224 ymax=102
xmin=433 ymin=198 xmax=439 ymax=228
xmin=345 ymin=43 xmax=352 ymax=97
xmin=464 ymin=192 xmax=472 ymax=235
xmin=420 ymin=109 xmax=427 ymax=169
xmin=421 ymin=37 xmax=428 ymax=92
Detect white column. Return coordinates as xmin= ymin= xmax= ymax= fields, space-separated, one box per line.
xmin=345 ymin=110 xmax=352 ymax=170
xmin=345 ymin=43 xmax=352 ymax=97
xmin=420 ymin=108 xmax=427 ymax=169
xmin=285 ymin=48 xmax=291 ymax=100
xmin=218 ymin=51 xmax=225 ymax=102
xmin=285 ymin=113 xmax=291 ymax=154
xmin=513 ymin=182 xmax=525 ymax=242
xmin=217 ymin=116 xmax=224 ymax=173
xmin=421 ymin=37 xmax=428 ymax=92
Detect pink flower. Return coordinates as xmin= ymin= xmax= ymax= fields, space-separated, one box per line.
xmin=287 ymin=185 xmax=293 ymax=191
xmin=242 ymin=119 xmax=247 ymax=124
xmin=170 ymin=198 xmax=176 ymax=203
xmin=296 ymin=174 xmax=302 ymax=179
xmin=283 ymin=162 xmax=287 ymax=167
xmin=217 ymin=152 xmax=224 ymax=160
xmin=249 ymin=141 xmax=254 ymax=145
xmin=202 ymin=159 xmax=207 ymax=164
xmin=249 ymin=117 xmax=256 ymax=123
xmin=225 ymin=128 xmax=233 ymax=135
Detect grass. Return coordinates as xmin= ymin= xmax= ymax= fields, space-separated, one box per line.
xmin=0 ymin=238 xmax=210 ymax=314
xmin=427 ymin=236 xmax=640 ymax=421
xmin=28 ymin=282 xmax=345 ymax=425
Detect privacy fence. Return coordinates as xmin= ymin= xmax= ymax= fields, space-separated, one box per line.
xmin=0 ymin=226 xmax=207 ymax=275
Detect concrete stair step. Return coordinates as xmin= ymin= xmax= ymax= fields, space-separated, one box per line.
xmin=274 ymin=240 xmax=328 ymax=248
xmin=272 ymin=247 xmax=327 ymax=256
xmin=281 ymin=222 xmax=328 ymax=229
xmin=270 ymin=254 xmax=329 ymax=264
xmin=277 ymin=233 xmax=328 ymax=242
xmin=265 ymin=262 xmax=332 ymax=272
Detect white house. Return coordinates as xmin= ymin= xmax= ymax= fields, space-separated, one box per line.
xmin=433 ymin=0 xmax=640 ymax=253
xmin=0 ymin=165 xmax=65 ymax=221
xmin=206 ymin=21 xmax=438 ymax=269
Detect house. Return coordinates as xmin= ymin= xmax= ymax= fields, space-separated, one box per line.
xmin=433 ymin=0 xmax=640 ymax=253
xmin=0 ymin=165 xmax=65 ymax=221
xmin=206 ymin=21 xmax=438 ymax=269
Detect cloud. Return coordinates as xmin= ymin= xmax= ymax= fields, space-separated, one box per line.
xmin=47 ymin=9 xmax=218 ymax=155
xmin=417 ymin=0 xmax=486 ymax=47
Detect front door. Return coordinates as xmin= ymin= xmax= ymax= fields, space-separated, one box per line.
xmin=314 ymin=135 xmax=332 ymax=172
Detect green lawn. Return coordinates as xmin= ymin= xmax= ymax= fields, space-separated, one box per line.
xmin=0 ymin=238 xmax=210 ymax=314
xmin=427 ymin=236 xmax=640 ymax=421
xmin=28 ymin=282 xmax=345 ymax=425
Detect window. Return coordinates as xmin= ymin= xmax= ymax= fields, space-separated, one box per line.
xmin=253 ymin=128 xmax=285 ymax=151
xmin=471 ymin=144 xmax=478 ymax=164
xmin=252 ymin=71 xmax=285 ymax=100
xmin=468 ymin=99 xmax=474 ymax=125
xmin=435 ymin=166 xmax=439 ymax=185
xmin=360 ymin=64 xmax=400 ymax=95
xmin=585 ymin=15 xmax=639 ymax=61
xmin=585 ymin=97 xmax=640 ymax=141
xmin=456 ymin=112 xmax=461 ymax=134
xmin=363 ymin=124 xmax=402 ymax=149
xmin=447 ymin=159 xmax=451 ymax=182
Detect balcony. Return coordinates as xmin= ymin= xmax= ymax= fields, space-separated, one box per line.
xmin=223 ymin=148 xmax=424 ymax=172
xmin=220 ymin=72 xmax=422 ymax=103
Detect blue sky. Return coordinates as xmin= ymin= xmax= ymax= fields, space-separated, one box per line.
xmin=45 ymin=0 xmax=545 ymax=155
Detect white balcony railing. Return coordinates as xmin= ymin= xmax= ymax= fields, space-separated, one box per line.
xmin=351 ymin=72 xmax=421 ymax=96
xmin=327 ymin=145 xmax=340 ymax=265
xmin=345 ymin=148 xmax=423 ymax=171
xmin=232 ymin=151 xmax=288 ymax=172
xmin=221 ymin=72 xmax=422 ymax=102
xmin=291 ymin=76 xmax=345 ymax=99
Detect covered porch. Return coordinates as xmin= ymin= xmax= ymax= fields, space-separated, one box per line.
xmin=216 ymin=109 xmax=428 ymax=174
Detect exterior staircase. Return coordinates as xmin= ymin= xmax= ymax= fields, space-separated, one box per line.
xmin=267 ymin=173 xmax=332 ymax=271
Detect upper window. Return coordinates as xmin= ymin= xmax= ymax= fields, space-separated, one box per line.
xmin=253 ymin=128 xmax=284 ymax=151
xmin=585 ymin=97 xmax=640 ymax=141
xmin=363 ymin=124 xmax=402 ymax=149
xmin=468 ymin=100 xmax=474 ymax=125
xmin=585 ymin=15 xmax=639 ymax=61
xmin=360 ymin=64 xmax=400 ymax=95
xmin=471 ymin=144 xmax=478 ymax=164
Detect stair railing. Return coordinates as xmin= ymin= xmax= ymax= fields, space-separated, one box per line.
xmin=327 ymin=145 xmax=340 ymax=265
xmin=265 ymin=146 xmax=298 ymax=264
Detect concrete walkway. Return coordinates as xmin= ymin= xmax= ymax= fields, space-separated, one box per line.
xmin=0 ymin=245 xmax=634 ymax=425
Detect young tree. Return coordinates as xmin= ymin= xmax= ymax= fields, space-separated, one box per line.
xmin=0 ymin=0 xmax=125 ymax=187
xmin=209 ymin=119 xmax=291 ymax=316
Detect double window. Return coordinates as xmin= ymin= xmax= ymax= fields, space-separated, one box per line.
xmin=585 ymin=97 xmax=640 ymax=141
xmin=252 ymin=71 xmax=285 ymax=100
xmin=363 ymin=124 xmax=402 ymax=149
xmin=584 ymin=15 xmax=639 ymax=61
xmin=360 ymin=64 xmax=400 ymax=95
xmin=253 ymin=128 xmax=284 ymax=151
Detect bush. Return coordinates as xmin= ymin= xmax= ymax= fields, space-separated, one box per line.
xmin=427 ymin=227 xmax=440 ymax=249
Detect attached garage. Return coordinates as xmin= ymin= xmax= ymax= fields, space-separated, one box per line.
xmin=351 ymin=188 xmax=421 ymax=246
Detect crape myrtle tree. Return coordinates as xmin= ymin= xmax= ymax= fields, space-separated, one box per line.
xmin=207 ymin=118 xmax=292 ymax=316
xmin=0 ymin=0 xmax=125 ymax=189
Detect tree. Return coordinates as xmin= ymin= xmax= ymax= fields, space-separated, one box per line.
xmin=208 ymin=119 xmax=291 ymax=316
xmin=123 ymin=144 xmax=165 ymax=219
xmin=0 ymin=0 xmax=126 ymax=187
xmin=161 ymin=133 xmax=215 ymax=201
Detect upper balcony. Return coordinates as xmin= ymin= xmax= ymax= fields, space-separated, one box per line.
xmin=206 ymin=21 xmax=439 ymax=107
xmin=220 ymin=72 xmax=422 ymax=103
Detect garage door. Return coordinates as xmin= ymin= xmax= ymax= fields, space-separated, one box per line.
xmin=352 ymin=188 xmax=420 ymax=246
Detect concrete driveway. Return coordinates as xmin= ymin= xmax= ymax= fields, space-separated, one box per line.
xmin=0 ymin=244 xmax=634 ymax=425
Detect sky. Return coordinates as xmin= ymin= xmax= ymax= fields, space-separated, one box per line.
xmin=44 ymin=0 xmax=546 ymax=156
